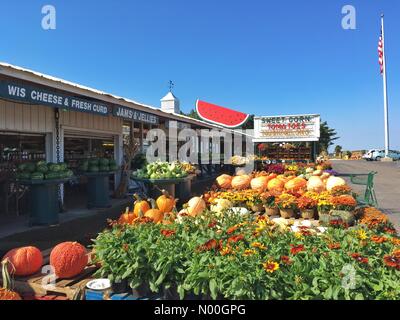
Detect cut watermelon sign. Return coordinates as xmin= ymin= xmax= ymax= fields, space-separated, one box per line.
xmin=196 ymin=100 xmax=250 ymax=128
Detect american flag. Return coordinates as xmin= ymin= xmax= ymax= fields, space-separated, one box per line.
xmin=378 ymin=30 xmax=384 ymax=74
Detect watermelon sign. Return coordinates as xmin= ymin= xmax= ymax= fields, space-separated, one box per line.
xmin=196 ymin=99 xmax=250 ymax=128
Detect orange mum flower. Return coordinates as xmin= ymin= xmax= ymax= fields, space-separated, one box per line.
xmin=227 ymin=225 xmax=239 ymax=235
xmin=228 ymin=234 xmax=245 ymax=244
xmin=328 ymin=243 xmax=341 ymax=250
xmin=351 ymin=253 xmax=369 ymax=264
xmin=371 ymin=235 xmax=388 ymax=243
xmin=161 ymin=229 xmax=175 ymax=238
xmin=280 ymin=255 xmax=292 ymax=265
xmin=290 ymin=244 xmax=305 ymax=255
xmin=262 ymin=260 xmax=280 ymax=273
xmin=383 ymin=253 xmax=400 ymax=270
xmin=197 ymin=239 xmax=220 ymax=252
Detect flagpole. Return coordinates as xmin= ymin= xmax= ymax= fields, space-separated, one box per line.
xmin=381 ymin=14 xmax=390 ymax=158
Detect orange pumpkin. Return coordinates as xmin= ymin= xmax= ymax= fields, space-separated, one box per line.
xmin=285 ymin=177 xmax=307 ymax=192
xmin=267 ymin=178 xmax=285 ymax=192
xmin=144 ymin=209 xmax=164 ymax=223
xmin=186 ymin=197 xmax=206 ymax=217
xmin=161 ymin=212 xmax=176 ymax=225
xmin=118 ymin=207 xmax=136 ymax=224
xmin=156 ymin=190 xmax=176 ymax=213
xmin=250 ymin=176 xmax=270 ymax=191
xmin=50 ymin=242 xmax=88 ymax=279
xmin=133 ymin=195 xmax=151 ymax=216
xmin=2 ymin=246 xmax=43 ymax=276
xmin=231 ymin=175 xmax=251 ymax=190
xmin=216 ymin=174 xmax=232 ymax=189
xmin=0 ymin=259 xmax=22 ymax=300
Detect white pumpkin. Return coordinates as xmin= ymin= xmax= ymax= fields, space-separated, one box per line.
xmin=210 ymin=198 xmax=233 ymax=214
xmin=307 ymin=176 xmax=326 ymax=193
xmin=326 ymin=176 xmax=346 ymax=191
xmin=312 ymin=170 xmax=323 ymax=176
xmin=305 ymin=167 xmax=314 ymax=174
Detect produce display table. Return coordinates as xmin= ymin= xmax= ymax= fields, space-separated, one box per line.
xmin=131 ymin=176 xmax=191 ymax=199
xmin=175 ymin=174 xmax=196 ymax=203
xmin=18 ymin=178 xmax=72 ymax=226
xmin=83 ymin=172 xmax=114 ymax=209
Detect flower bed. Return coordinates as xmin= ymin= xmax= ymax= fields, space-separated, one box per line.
xmin=93 ymin=208 xmax=400 ymax=300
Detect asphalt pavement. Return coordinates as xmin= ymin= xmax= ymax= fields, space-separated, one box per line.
xmin=332 ymin=160 xmax=400 ymax=230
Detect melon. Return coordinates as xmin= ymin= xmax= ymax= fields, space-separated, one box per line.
xmin=196 ymin=100 xmax=250 ymax=128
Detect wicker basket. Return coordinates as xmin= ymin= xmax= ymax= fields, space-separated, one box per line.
xmin=279 ymin=209 xmax=295 ymax=219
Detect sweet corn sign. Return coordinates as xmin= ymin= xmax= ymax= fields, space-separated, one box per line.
xmin=253 ymin=114 xmax=320 ymax=142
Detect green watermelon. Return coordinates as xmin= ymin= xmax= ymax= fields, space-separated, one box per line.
xmin=36 ymin=165 xmax=48 ymax=174
xmin=31 ymin=172 xmax=44 ymax=180
xmin=49 ymin=164 xmax=61 ymax=172
xmin=99 ymin=165 xmax=109 ymax=172
xmin=65 ymin=170 xmax=74 ymax=178
xmin=99 ymin=158 xmax=109 ymax=166
xmin=109 ymin=164 xmax=118 ymax=171
xmin=45 ymin=172 xmax=58 ymax=180
xmin=17 ymin=163 xmax=27 ymax=172
xmin=109 ymin=159 xmax=117 ymax=166
xmin=89 ymin=158 xmax=99 ymax=166
xmin=89 ymin=165 xmax=99 ymax=173
xmin=17 ymin=172 xmax=31 ymax=180
xmin=24 ymin=163 xmax=36 ymax=173
xmin=59 ymin=163 xmax=68 ymax=171
xmin=36 ymin=160 xmax=47 ymax=167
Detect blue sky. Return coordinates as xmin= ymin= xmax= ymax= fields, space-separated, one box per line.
xmin=0 ymin=0 xmax=399 ymax=151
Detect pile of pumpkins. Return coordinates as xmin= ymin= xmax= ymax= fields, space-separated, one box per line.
xmin=118 ymin=192 xmax=207 ymax=225
xmin=1 ymin=242 xmax=88 ymax=300
xmin=215 ymin=169 xmax=346 ymax=194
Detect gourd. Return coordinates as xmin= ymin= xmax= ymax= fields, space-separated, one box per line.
xmin=144 ymin=199 xmax=164 ymax=223
xmin=267 ymin=178 xmax=285 ymax=192
xmin=307 ymin=176 xmax=326 ymax=193
xmin=133 ymin=194 xmax=150 ymax=216
xmin=326 ymin=176 xmax=346 ymax=192
xmin=231 ymin=175 xmax=251 ymax=190
xmin=285 ymin=177 xmax=307 ymax=192
xmin=2 ymin=246 xmax=43 ymax=276
xmin=216 ymin=174 xmax=232 ymax=189
xmin=50 ymin=242 xmax=88 ymax=279
xmin=250 ymin=176 xmax=269 ymax=191
xmin=156 ymin=190 xmax=176 ymax=213
xmin=186 ymin=197 xmax=206 ymax=217
xmin=118 ymin=207 xmax=136 ymax=224
xmin=0 ymin=259 xmax=22 ymax=300
xmin=210 ymin=198 xmax=233 ymax=214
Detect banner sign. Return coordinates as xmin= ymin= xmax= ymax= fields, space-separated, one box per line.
xmin=0 ymin=81 xmax=110 ymax=116
xmin=253 ymin=114 xmax=320 ymax=142
xmin=113 ymin=105 xmax=159 ymax=124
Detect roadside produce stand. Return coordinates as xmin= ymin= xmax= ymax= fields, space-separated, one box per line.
xmin=18 ymin=178 xmax=73 ymax=226
xmin=83 ymin=172 xmax=114 ymax=209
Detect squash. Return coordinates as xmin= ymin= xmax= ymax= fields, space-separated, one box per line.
xmin=231 ymin=175 xmax=251 ymax=190
xmin=285 ymin=177 xmax=307 ymax=192
xmin=267 ymin=178 xmax=285 ymax=192
xmin=156 ymin=190 xmax=176 ymax=213
xmin=133 ymin=194 xmax=150 ymax=216
xmin=118 ymin=207 xmax=136 ymax=224
xmin=50 ymin=242 xmax=88 ymax=279
xmin=210 ymin=198 xmax=233 ymax=214
xmin=144 ymin=209 xmax=164 ymax=223
xmin=0 ymin=259 xmax=22 ymax=300
xmin=2 ymin=246 xmax=43 ymax=276
xmin=216 ymin=174 xmax=232 ymax=189
xmin=313 ymin=170 xmax=323 ymax=176
xmin=307 ymin=176 xmax=326 ymax=193
xmin=326 ymin=176 xmax=346 ymax=192
xmin=186 ymin=197 xmax=206 ymax=217
xmin=250 ymin=176 xmax=270 ymax=191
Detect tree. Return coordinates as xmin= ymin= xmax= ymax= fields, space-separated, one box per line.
xmin=318 ymin=121 xmax=339 ymax=154
xmin=334 ymin=145 xmax=342 ymax=157
xmin=181 ymin=109 xmax=201 ymax=121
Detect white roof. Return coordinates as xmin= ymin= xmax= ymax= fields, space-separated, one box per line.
xmin=161 ymin=91 xmax=179 ymax=101
xmin=0 ymin=61 xmax=223 ymax=130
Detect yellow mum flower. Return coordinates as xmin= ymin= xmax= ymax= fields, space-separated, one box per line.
xmin=243 ymin=249 xmax=257 ymax=256
xmin=251 ymin=242 xmax=267 ymax=250
xmin=357 ymin=229 xmax=368 ymax=240
xmin=263 ymin=260 xmax=280 ymax=273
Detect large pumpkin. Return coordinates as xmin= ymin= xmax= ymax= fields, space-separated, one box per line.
xmin=285 ymin=177 xmax=307 ymax=192
xmin=231 ymin=175 xmax=251 ymax=190
xmin=2 ymin=246 xmax=43 ymax=276
xmin=216 ymin=174 xmax=232 ymax=189
xmin=326 ymin=176 xmax=346 ymax=192
xmin=156 ymin=191 xmax=176 ymax=213
xmin=267 ymin=178 xmax=285 ymax=192
xmin=186 ymin=197 xmax=206 ymax=217
xmin=133 ymin=199 xmax=150 ymax=217
xmin=307 ymin=176 xmax=326 ymax=193
xmin=144 ymin=209 xmax=164 ymax=223
xmin=250 ymin=176 xmax=270 ymax=191
xmin=118 ymin=207 xmax=136 ymax=224
xmin=50 ymin=242 xmax=88 ymax=279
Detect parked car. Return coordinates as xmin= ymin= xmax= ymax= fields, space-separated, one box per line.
xmin=363 ymin=149 xmax=400 ymax=161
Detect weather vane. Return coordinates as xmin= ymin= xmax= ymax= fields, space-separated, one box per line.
xmin=168 ymin=80 xmax=174 ymax=92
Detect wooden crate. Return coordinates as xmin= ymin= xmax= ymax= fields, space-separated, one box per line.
xmin=5 ymin=248 xmax=98 ymax=300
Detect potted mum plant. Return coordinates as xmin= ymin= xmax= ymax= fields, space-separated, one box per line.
xmin=297 ymin=195 xmax=317 ymax=219
xmin=261 ymin=192 xmax=279 ymax=216
xmin=316 ymin=191 xmax=334 ymax=225
xmin=276 ymin=193 xmax=298 ymax=219
xmin=330 ymin=194 xmax=358 ymax=226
